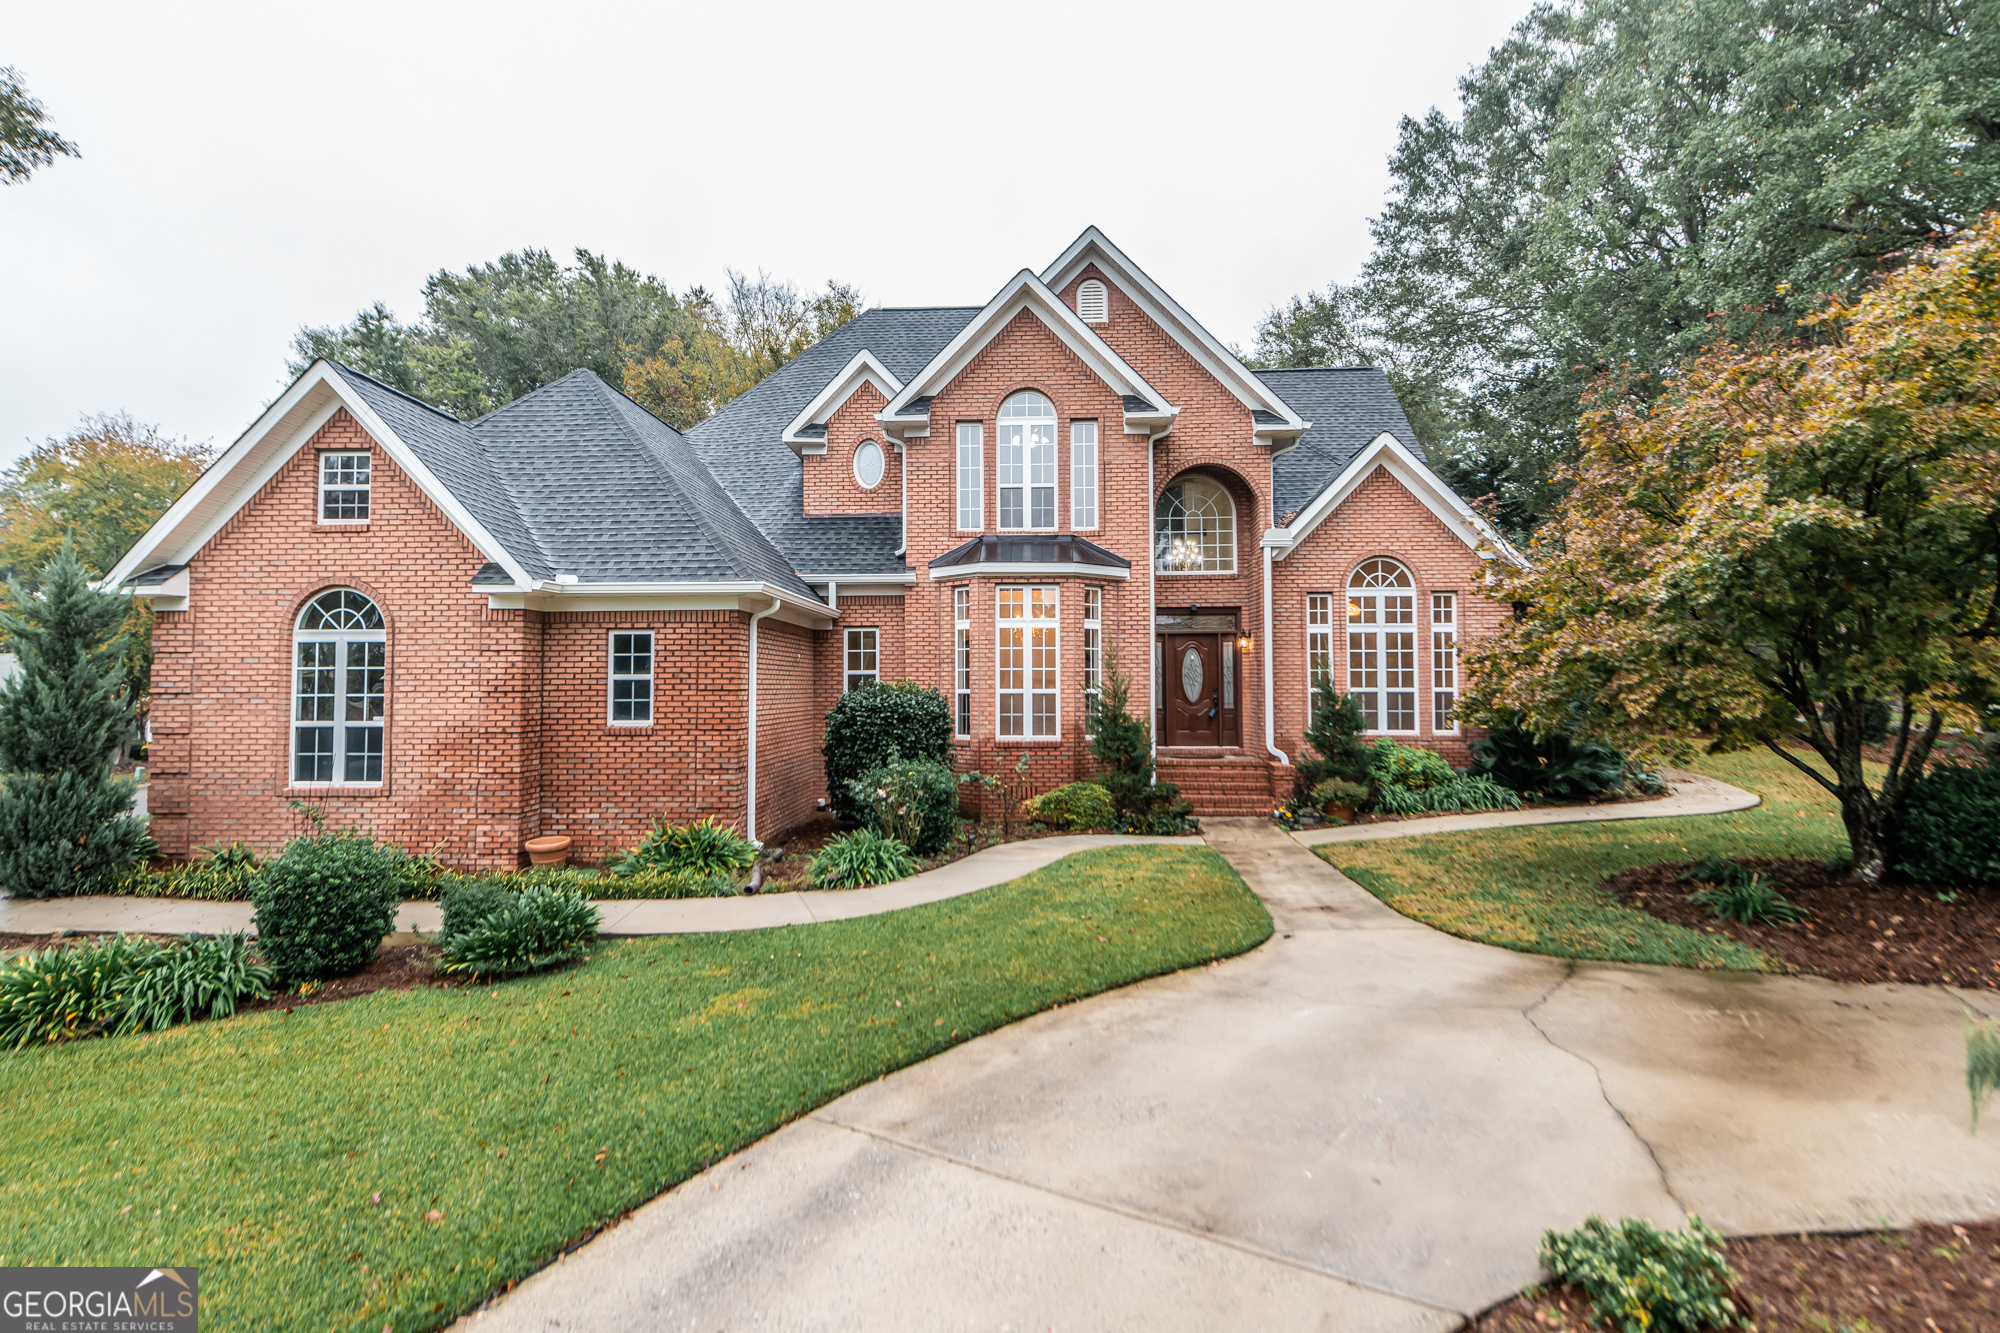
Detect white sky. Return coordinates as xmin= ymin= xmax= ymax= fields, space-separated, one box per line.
xmin=0 ymin=0 xmax=1524 ymax=468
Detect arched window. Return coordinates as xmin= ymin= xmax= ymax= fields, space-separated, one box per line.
xmin=1346 ymin=559 xmax=1416 ymax=733
xmin=1154 ymin=475 xmax=1236 ymax=573
xmin=853 ymin=440 xmax=885 ymax=489
xmin=1076 ymin=279 xmax=1108 ymax=323
xmin=293 ymin=589 xmax=386 ymax=785
xmin=997 ymin=392 xmax=1058 ymax=529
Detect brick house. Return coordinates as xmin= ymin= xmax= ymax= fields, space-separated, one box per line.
xmin=109 ymin=229 xmax=1516 ymax=869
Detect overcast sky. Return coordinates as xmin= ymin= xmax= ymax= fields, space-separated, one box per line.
xmin=1 ymin=0 xmax=1525 ymax=468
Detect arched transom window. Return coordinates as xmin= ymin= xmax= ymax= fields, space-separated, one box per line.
xmin=293 ymin=589 xmax=386 ymax=785
xmin=997 ymin=391 xmax=1057 ymax=529
xmin=1347 ymin=559 xmax=1416 ymax=733
xmin=1154 ymin=475 xmax=1236 ymax=573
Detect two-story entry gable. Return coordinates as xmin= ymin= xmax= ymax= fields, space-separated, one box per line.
xmin=111 ymin=228 xmax=1516 ymax=867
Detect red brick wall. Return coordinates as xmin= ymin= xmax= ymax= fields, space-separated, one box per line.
xmin=802 ymin=381 xmax=900 ymax=515
xmin=754 ymin=615 xmax=821 ymax=841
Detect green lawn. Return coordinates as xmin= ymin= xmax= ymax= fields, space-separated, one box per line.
xmin=1321 ymin=749 xmax=1852 ymax=969
xmin=0 ymin=845 xmax=1269 ymax=1332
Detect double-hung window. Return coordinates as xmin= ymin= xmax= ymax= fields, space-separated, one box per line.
xmin=1347 ymin=559 xmax=1417 ymax=732
xmin=1070 ymin=421 xmax=1098 ymax=528
xmin=292 ymin=589 xmax=385 ymax=785
xmin=1307 ymin=593 xmax=1334 ymax=715
xmin=609 ymin=631 xmax=653 ymax=724
xmin=956 ymin=422 xmax=983 ymax=530
xmin=996 ymin=586 xmax=1058 ymax=738
xmin=997 ymin=392 xmax=1057 ymax=530
xmin=1432 ymin=593 xmax=1458 ymax=732
xmin=844 ymin=627 xmax=879 ymax=692
xmin=953 ymin=587 xmax=972 ymax=738
xmin=319 ymin=453 xmax=371 ymax=522
xmin=1082 ymin=586 xmax=1102 ymax=731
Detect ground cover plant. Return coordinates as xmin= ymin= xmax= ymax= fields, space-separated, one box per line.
xmin=616 ymin=816 xmax=757 ymax=879
xmin=0 ymin=845 xmax=1270 ymax=1332
xmin=809 ymin=826 xmax=918 ymax=888
xmin=0 ymin=932 xmax=272 ymax=1047
xmin=1537 ymin=1215 xmax=1743 ymax=1333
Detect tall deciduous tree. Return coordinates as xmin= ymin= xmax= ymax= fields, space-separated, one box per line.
xmin=0 ymin=544 xmax=153 ymax=898
xmin=1467 ymin=216 xmax=2000 ymax=885
xmin=1258 ymin=0 xmax=2000 ymax=534
xmin=0 ymin=414 xmax=211 ymax=585
xmin=0 ymin=66 xmax=79 ymax=184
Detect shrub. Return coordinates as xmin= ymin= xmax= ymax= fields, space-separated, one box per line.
xmin=822 ymin=682 xmax=954 ymax=823
xmin=1087 ymin=639 xmax=1191 ymax=826
xmin=440 ymin=877 xmax=516 ymax=941
xmin=617 ymin=816 xmax=758 ymax=878
xmin=1373 ymin=776 xmax=1523 ymax=815
xmin=440 ymin=885 xmax=599 ymax=977
xmin=0 ymin=934 xmax=156 ymax=1047
xmin=1024 ymin=781 xmax=1116 ymax=830
xmin=850 ymin=757 xmax=961 ymax=854
xmin=809 ymin=828 xmax=918 ymax=889
xmin=1897 ymin=762 xmax=2000 ymax=886
xmin=1676 ymin=855 xmax=1755 ymax=889
xmin=1308 ymin=777 xmax=1372 ymax=810
xmin=1538 ymin=1216 xmax=1743 ymax=1333
xmin=1296 ymin=681 xmax=1371 ymax=794
xmin=1471 ymin=717 xmax=1627 ymax=799
xmin=112 ymin=933 xmax=274 ymax=1035
xmin=252 ymin=829 xmax=404 ymax=982
xmin=1368 ymin=739 xmax=1457 ymax=792
xmin=1687 ymin=876 xmax=1806 ymax=926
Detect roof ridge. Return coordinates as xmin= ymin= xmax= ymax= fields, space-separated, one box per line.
xmin=328 ymin=360 xmax=464 ymax=423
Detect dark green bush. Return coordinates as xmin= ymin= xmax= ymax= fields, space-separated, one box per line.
xmin=1024 ymin=781 xmax=1116 ymax=830
xmin=809 ymin=828 xmax=918 ymax=889
xmin=849 ymin=757 xmax=961 ymax=854
xmin=822 ymin=681 xmax=954 ymax=823
xmin=1295 ymin=681 xmax=1371 ymax=795
xmin=112 ymin=933 xmax=274 ymax=1035
xmin=617 ymin=816 xmax=758 ymax=877
xmin=1368 ymin=739 xmax=1457 ymax=792
xmin=1470 ymin=716 xmax=1627 ymax=799
xmin=252 ymin=829 xmax=403 ymax=982
xmin=1308 ymin=777 xmax=1372 ymax=809
xmin=1897 ymin=762 xmax=2000 ymax=886
xmin=439 ymin=885 xmax=599 ymax=977
xmin=1538 ymin=1216 xmax=1743 ymax=1333
xmin=1 ymin=932 xmax=272 ymax=1047
xmin=1087 ymin=639 xmax=1190 ymax=828
xmin=440 ymin=877 xmax=516 ymax=941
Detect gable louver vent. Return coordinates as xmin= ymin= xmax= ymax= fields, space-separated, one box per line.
xmin=1076 ymin=279 xmax=1108 ymax=323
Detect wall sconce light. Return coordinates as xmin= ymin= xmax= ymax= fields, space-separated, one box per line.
xmin=1237 ymin=633 xmax=1254 ymax=653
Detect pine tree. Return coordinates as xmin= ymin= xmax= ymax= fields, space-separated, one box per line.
xmin=1297 ymin=673 xmax=1371 ymax=792
xmin=0 ymin=543 xmax=152 ymax=897
xmin=1086 ymin=638 xmax=1187 ymax=826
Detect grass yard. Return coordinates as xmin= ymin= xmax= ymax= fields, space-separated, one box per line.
xmin=0 ymin=844 xmax=1269 ymax=1333
xmin=1322 ymin=749 xmax=1853 ymax=969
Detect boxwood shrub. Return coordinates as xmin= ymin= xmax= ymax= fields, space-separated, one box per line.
xmin=1897 ymin=762 xmax=2000 ymax=885
xmin=251 ymin=830 xmax=403 ymax=982
xmin=1024 ymin=781 xmax=1116 ymax=830
xmin=822 ymin=681 xmax=953 ymax=823
xmin=848 ymin=757 xmax=960 ymax=854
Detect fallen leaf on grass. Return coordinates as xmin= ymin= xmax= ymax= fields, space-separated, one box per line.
xmin=425 ymin=1209 xmax=443 ymax=1222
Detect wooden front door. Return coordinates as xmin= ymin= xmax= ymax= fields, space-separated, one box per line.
xmin=1160 ymin=634 xmax=1240 ymax=747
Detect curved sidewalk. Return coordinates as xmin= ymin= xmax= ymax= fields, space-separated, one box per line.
xmin=1290 ymin=770 xmax=1758 ymax=847
xmin=0 ymin=832 xmax=1196 ymax=940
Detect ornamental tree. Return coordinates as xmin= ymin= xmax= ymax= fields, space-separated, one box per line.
xmin=1466 ymin=215 xmax=2000 ymax=885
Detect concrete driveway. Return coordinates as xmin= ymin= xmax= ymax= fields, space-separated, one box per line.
xmin=464 ymin=818 xmax=2000 ymax=1331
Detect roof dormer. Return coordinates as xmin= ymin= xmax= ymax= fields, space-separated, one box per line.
xmin=782 ymin=350 xmax=904 ymax=455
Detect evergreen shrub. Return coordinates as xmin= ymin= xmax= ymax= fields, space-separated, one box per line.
xmin=617 ymin=816 xmax=758 ymax=878
xmin=1538 ymin=1216 xmax=1743 ymax=1333
xmin=809 ymin=828 xmax=917 ymax=889
xmin=439 ymin=885 xmax=599 ymax=977
xmin=848 ymin=757 xmax=961 ymax=853
xmin=1307 ymin=777 xmax=1371 ymax=810
xmin=821 ymin=681 xmax=953 ymax=823
xmin=1897 ymin=762 xmax=2000 ymax=886
xmin=1470 ymin=714 xmax=1627 ymax=799
xmin=252 ymin=829 xmax=403 ymax=982
xmin=1087 ymin=640 xmax=1192 ymax=831
xmin=1295 ymin=680 xmax=1371 ymax=796
xmin=1367 ymin=739 xmax=1457 ymax=792
xmin=1024 ymin=781 xmax=1116 ymax=830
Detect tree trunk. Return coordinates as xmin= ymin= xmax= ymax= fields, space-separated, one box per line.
xmin=1766 ymin=695 xmax=1941 ymax=888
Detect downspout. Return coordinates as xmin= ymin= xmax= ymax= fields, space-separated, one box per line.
xmin=745 ymin=595 xmax=781 ymax=844
xmin=1147 ymin=430 xmax=1159 ymax=781
xmin=894 ymin=442 xmax=907 ymax=557
xmin=1263 ymin=542 xmax=1289 ymax=766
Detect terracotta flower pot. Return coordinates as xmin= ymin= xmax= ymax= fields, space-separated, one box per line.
xmin=524 ymin=835 xmax=573 ymax=867
xmin=1323 ymin=803 xmax=1356 ymax=823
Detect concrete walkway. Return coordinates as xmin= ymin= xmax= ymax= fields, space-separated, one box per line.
xmin=463 ymin=815 xmax=2000 ymax=1332
xmin=0 ymin=833 xmax=1192 ymax=940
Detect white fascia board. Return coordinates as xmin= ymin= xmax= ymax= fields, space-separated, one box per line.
xmin=118 ymin=566 xmax=191 ymax=611
xmin=485 ymin=580 xmax=834 ymax=623
xmin=797 ymin=571 xmax=918 ymax=586
xmin=104 ymin=361 xmax=536 ymax=592
xmin=1041 ymin=227 xmax=1307 ymax=434
xmin=878 ymin=270 xmax=1169 ymax=424
xmin=782 ymin=351 xmax=904 ymax=451
xmin=929 ymin=565 xmax=1131 ymax=581
xmin=1268 ymin=433 xmax=1525 ymax=565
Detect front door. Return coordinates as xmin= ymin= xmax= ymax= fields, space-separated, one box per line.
xmin=1160 ymin=634 xmax=1239 ymax=747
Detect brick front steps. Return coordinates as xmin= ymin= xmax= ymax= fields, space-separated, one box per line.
xmin=1156 ymin=751 xmax=1281 ymax=817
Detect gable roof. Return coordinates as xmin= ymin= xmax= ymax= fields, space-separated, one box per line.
xmin=1261 ymin=367 xmax=1425 ymax=522
xmin=1265 ymin=428 xmax=1522 ymax=566
xmin=687 ymin=306 xmax=978 ymax=578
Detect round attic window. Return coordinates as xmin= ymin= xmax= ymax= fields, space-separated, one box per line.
xmin=853 ymin=440 xmax=885 ymax=489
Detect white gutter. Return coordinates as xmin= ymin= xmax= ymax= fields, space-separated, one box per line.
xmin=1147 ymin=427 xmax=1163 ymax=780
xmin=745 ymin=595 xmax=781 ymax=844
xmin=826 ymin=580 xmax=837 ymax=613
xmin=895 ymin=443 xmax=907 ymax=557
xmin=1263 ymin=543 xmax=1288 ymax=767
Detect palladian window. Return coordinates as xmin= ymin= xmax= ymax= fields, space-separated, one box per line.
xmin=1154 ymin=475 xmax=1235 ymax=573
xmin=292 ymin=589 xmax=386 ymax=785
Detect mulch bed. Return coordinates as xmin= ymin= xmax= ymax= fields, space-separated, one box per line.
xmin=1474 ymin=1219 xmax=2000 ymax=1333
xmin=236 ymin=943 xmax=456 ymax=1013
xmin=1608 ymin=858 xmax=1999 ymax=988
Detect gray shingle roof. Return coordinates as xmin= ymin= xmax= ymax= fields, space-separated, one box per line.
xmin=1262 ymin=367 xmax=1425 ymax=522
xmin=687 ymin=307 xmax=979 ymax=577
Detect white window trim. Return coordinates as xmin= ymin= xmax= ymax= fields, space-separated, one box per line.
xmin=1306 ymin=592 xmax=1334 ymax=725
xmin=995 ymin=584 xmax=1060 ymax=741
xmin=1070 ymin=420 xmax=1098 ymax=529
xmin=1154 ymin=475 xmax=1237 ymax=575
xmin=953 ymin=588 xmax=972 ymax=738
xmin=1431 ymin=592 xmax=1460 ymax=734
xmin=1347 ymin=558 xmax=1421 ymax=736
xmin=853 ymin=440 xmax=886 ymax=490
xmin=844 ymin=627 xmax=880 ymax=693
xmin=290 ymin=591 xmax=386 ymax=787
xmin=318 ymin=451 xmax=372 ymax=525
xmin=997 ymin=393 xmax=1058 ymax=532
xmin=607 ymin=629 xmax=655 ymax=727
xmin=956 ymin=422 xmax=983 ymax=531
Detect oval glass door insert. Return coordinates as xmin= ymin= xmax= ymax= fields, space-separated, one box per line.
xmin=1180 ymin=645 xmax=1205 ymax=702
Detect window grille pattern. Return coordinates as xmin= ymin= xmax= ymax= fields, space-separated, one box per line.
xmin=844 ymin=628 xmax=878 ymax=693
xmin=1307 ymin=593 xmax=1334 ymax=714
xmin=1070 ymin=421 xmax=1098 ymax=528
xmin=610 ymin=631 xmax=653 ymax=724
xmin=319 ymin=453 xmax=371 ymax=521
xmin=954 ymin=587 xmax=972 ymax=738
xmin=293 ymin=589 xmax=385 ymax=784
xmin=997 ymin=586 xmax=1058 ymax=738
xmin=1154 ymin=475 xmax=1235 ymax=572
xmin=1347 ymin=559 xmax=1417 ymax=732
xmin=1432 ymin=593 xmax=1458 ymax=732
xmin=997 ymin=392 xmax=1056 ymax=529
xmin=956 ymin=423 xmax=982 ymax=530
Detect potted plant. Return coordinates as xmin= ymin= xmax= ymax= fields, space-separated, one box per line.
xmin=523 ymin=834 xmax=573 ymax=867
xmin=1309 ymin=778 xmax=1370 ymax=824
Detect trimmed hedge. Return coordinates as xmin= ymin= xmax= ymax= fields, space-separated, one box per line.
xmin=251 ymin=831 xmax=402 ymax=982
xmin=1898 ymin=762 xmax=2000 ymax=885
xmin=1024 ymin=782 xmax=1116 ymax=830
xmin=822 ymin=682 xmax=953 ymax=823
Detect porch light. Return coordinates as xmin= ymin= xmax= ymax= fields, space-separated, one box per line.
xmin=1237 ymin=633 xmax=1253 ymax=653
